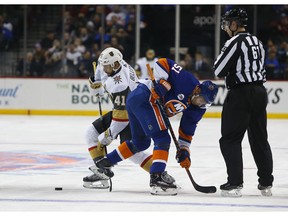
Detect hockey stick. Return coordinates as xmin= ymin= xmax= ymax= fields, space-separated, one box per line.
xmin=146 ymin=64 xmax=216 ymax=194
xmin=93 ymin=61 xmax=112 ymax=192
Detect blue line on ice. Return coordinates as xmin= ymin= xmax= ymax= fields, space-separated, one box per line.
xmin=0 ymin=198 xmax=288 ymax=209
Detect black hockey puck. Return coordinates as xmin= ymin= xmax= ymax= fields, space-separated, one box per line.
xmin=55 ymin=187 xmax=63 ymax=191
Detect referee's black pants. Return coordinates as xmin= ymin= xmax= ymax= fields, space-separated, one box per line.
xmin=219 ymin=84 xmax=274 ymax=186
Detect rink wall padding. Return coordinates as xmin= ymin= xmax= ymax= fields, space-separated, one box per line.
xmin=1 ymin=78 xmax=288 ymax=119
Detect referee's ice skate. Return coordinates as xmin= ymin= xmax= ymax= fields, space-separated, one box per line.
xmin=220 ymin=183 xmax=243 ymax=197
xmin=258 ymin=184 xmax=272 ymax=197
xmin=150 ymin=171 xmax=179 ymax=196
xmin=83 ymin=166 xmax=111 ymax=189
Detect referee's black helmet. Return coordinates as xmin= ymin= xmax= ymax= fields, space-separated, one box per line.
xmin=221 ymin=8 xmax=248 ymax=30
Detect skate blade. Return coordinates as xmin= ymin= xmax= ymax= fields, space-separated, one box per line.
xmin=260 ymin=188 xmax=272 ymax=197
xmin=221 ymin=189 xmax=242 ymax=197
xmin=150 ymin=186 xmax=178 ymax=196
xmin=83 ymin=180 xmax=110 ymax=189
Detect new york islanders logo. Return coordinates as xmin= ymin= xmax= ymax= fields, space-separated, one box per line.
xmin=164 ymin=100 xmax=187 ymax=117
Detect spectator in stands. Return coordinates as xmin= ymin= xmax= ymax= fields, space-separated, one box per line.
xmin=116 ymin=27 xmax=135 ymax=63
xmin=276 ymin=40 xmax=287 ymax=79
xmin=63 ymin=31 xmax=73 ymax=52
xmin=78 ymin=5 xmax=90 ymax=18
xmin=16 ymin=44 xmax=45 ymax=77
xmin=31 ymin=43 xmax=45 ymax=76
xmin=74 ymin=37 xmax=86 ymax=54
xmin=95 ymin=5 xmax=108 ymax=15
xmin=86 ymin=20 xmax=96 ymax=38
xmin=124 ymin=5 xmax=136 ymax=29
xmin=270 ymin=12 xmax=288 ymax=41
xmin=94 ymin=26 xmax=111 ymax=46
xmin=66 ymin=43 xmax=82 ymax=77
xmin=91 ymin=13 xmax=102 ymax=31
xmin=16 ymin=52 xmax=33 ymax=76
xmin=43 ymin=39 xmax=63 ymax=77
xmin=110 ymin=26 xmax=118 ymax=38
xmin=40 ymin=31 xmax=55 ymax=50
xmin=178 ymin=60 xmax=187 ymax=69
xmin=183 ymin=53 xmax=194 ymax=72
xmin=110 ymin=36 xmax=124 ymax=55
xmin=106 ymin=5 xmax=126 ymax=29
xmin=78 ymin=27 xmax=94 ymax=50
xmin=90 ymin=43 xmax=101 ymax=61
xmin=75 ymin=12 xmax=88 ymax=30
xmin=0 ymin=15 xmax=13 ymax=51
xmin=134 ymin=48 xmax=158 ymax=79
xmin=60 ymin=11 xmax=76 ymax=36
xmin=84 ymin=5 xmax=98 ymax=20
xmin=265 ymin=39 xmax=276 ymax=54
xmin=265 ymin=49 xmax=281 ymax=80
xmin=78 ymin=50 xmax=93 ymax=77
xmin=192 ymin=51 xmax=214 ymax=79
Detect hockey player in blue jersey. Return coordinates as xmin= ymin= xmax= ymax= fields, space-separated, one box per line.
xmin=95 ymin=58 xmax=218 ymax=195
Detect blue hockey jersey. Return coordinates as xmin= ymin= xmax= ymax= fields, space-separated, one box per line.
xmin=140 ymin=58 xmax=206 ymax=147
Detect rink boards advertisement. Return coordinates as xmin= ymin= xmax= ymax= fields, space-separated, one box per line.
xmin=0 ymin=78 xmax=287 ymax=118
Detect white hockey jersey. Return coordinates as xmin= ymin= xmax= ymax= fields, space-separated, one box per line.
xmin=92 ymin=60 xmax=139 ymax=139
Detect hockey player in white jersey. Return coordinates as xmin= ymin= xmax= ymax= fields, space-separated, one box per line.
xmin=134 ymin=49 xmax=158 ymax=79
xmin=83 ymin=47 xmax=155 ymax=189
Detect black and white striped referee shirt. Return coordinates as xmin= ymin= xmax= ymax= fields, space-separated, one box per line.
xmin=214 ymin=31 xmax=266 ymax=89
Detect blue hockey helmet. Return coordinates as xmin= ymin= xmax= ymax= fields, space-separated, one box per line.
xmin=197 ymin=80 xmax=218 ymax=109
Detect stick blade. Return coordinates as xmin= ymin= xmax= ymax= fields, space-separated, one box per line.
xmin=195 ymin=185 xmax=217 ymax=193
xmin=186 ymin=168 xmax=217 ymax=194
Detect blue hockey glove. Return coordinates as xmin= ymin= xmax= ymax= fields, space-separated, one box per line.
xmin=151 ymin=79 xmax=171 ymax=100
xmin=176 ymin=146 xmax=191 ymax=168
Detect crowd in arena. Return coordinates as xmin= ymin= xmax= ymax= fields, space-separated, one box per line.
xmin=1 ymin=5 xmax=288 ymax=80
xmin=14 ymin=5 xmax=136 ymax=78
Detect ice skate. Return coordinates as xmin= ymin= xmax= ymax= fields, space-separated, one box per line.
xmin=83 ymin=166 xmax=111 ymax=189
xmin=220 ymin=183 xmax=243 ymax=197
xmin=95 ymin=157 xmax=114 ymax=178
xmin=83 ymin=174 xmax=110 ymax=189
xmin=150 ymin=171 xmax=178 ymax=196
xmin=258 ymin=184 xmax=272 ymax=197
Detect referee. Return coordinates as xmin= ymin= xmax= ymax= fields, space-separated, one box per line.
xmin=214 ymin=8 xmax=274 ymax=197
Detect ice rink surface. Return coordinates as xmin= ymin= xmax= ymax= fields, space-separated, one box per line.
xmin=0 ymin=114 xmax=288 ymax=214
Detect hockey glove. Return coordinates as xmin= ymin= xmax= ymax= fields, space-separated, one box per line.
xmin=176 ymin=146 xmax=191 ymax=168
xmin=98 ymin=129 xmax=113 ymax=146
xmin=151 ymin=79 xmax=171 ymax=100
xmin=89 ymin=76 xmax=104 ymax=97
